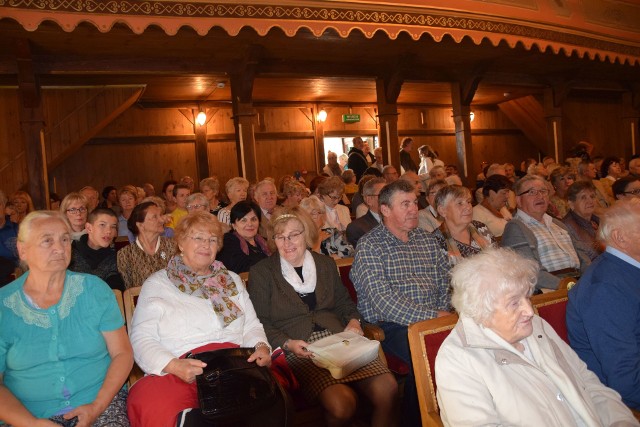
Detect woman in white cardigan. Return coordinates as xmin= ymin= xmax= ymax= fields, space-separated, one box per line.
xmin=127 ymin=211 xmax=271 ymax=427
xmin=436 ymin=248 xmax=638 ymax=427
xmin=316 ymin=176 xmax=351 ymax=232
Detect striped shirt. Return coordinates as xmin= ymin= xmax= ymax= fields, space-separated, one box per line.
xmin=350 ymin=223 xmax=451 ymax=325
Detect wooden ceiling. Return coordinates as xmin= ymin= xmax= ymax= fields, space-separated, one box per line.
xmin=0 ymin=18 xmax=638 ymax=106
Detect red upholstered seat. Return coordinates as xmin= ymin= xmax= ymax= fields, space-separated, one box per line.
xmin=531 ymin=289 xmax=569 ymax=344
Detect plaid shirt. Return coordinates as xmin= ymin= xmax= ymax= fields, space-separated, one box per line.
xmin=350 ymin=223 xmax=451 ymax=325
xmin=515 ymin=210 xmax=579 ymax=272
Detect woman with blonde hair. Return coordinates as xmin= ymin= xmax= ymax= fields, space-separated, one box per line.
xmin=316 ymin=176 xmax=351 ymax=232
xmin=250 ymin=209 xmax=397 ymax=427
xmin=117 ymin=185 xmax=138 ymax=237
xmin=217 ymin=177 xmax=249 ymax=228
xmin=299 ymin=197 xmax=354 ymax=258
xmin=199 ymin=176 xmax=227 ymax=215
xmin=60 ymin=192 xmax=90 ymax=240
xmin=9 ymin=190 xmax=34 ymax=224
xmin=282 ymin=180 xmax=307 ymax=208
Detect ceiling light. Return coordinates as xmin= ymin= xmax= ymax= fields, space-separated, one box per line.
xmin=317 ymin=109 xmax=327 ymax=122
xmin=196 ymin=111 xmax=207 ymax=126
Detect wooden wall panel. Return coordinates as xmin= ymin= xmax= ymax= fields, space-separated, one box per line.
xmin=207 ymin=140 xmax=238 ymax=184
xmin=206 ymin=108 xmax=235 ymax=134
xmin=562 ymin=96 xmax=624 ymax=159
xmin=51 ymin=142 xmax=197 ymax=196
xmin=255 ymin=138 xmax=316 ymax=181
xmin=101 ymin=107 xmax=194 ymax=136
xmin=258 ymin=107 xmax=313 ymax=133
xmin=322 ymin=106 xmax=378 ymax=133
xmin=0 ymin=89 xmax=28 ymax=195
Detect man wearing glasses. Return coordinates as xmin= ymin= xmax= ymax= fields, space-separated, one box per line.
xmin=346 ymin=178 xmax=386 ymax=247
xmin=501 ymin=175 xmax=590 ymax=290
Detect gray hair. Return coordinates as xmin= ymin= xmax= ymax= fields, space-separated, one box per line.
xmin=514 ymin=174 xmax=546 ymax=195
xmin=379 ymin=179 xmax=415 ymax=208
xmin=186 ymin=193 xmax=210 ymax=209
xmin=451 ymin=248 xmax=538 ymax=324
xmin=362 ymin=177 xmax=386 ymax=197
xmin=598 ymin=198 xmax=640 ymax=245
xmin=254 ymin=178 xmax=277 ymax=195
xmin=141 ymin=196 xmax=166 ymax=213
xmin=428 ymin=165 xmax=445 ymax=179
xmin=434 ymin=185 xmax=471 ymax=211
xmin=299 ymin=195 xmax=325 ymax=214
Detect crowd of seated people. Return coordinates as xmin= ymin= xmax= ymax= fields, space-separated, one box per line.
xmin=2 ymin=143 xmax=640 ymax=427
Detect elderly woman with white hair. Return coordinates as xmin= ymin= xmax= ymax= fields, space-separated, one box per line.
xmin=185 ymin=192 xmax=210 ymax=214
xmin=435 ymin=248 xmax=639 ymax=427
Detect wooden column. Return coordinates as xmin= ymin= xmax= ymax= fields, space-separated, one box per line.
xmin=230 ymin=46 xmax=260 ymax=182
xmin=376 ymin=75 xmax=402 ymax=170
xmin=451 ymin=81 xmax=477 ymax=187
xmin=313 ymin=105 xmax=326 ymax=173
xmin=193 ymin=108 xmax=210 ymax=182
xmin=543 ymin=86 xmax=567 ymax=162
xmin=622 ymin=91 xmax=640 ymax=158
xmin=16 ymin=38 xmax=48 ymax=209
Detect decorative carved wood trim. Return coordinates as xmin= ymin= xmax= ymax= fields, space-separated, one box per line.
xmin=2 ymin=1 xmax=639 ymax=65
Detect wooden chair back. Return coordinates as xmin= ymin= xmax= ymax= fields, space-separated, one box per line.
xmin=114 ymin=236 xmax=130 ymax=252
xmin=408 ymin=314 xmax=458 ymax=427
xmin=531 ymin=288 xmax=569 ymax=343
xmin=334 ymin=257 xmax=357 ymax=303
xmin=122 ymin=286 xmax=144 ymax=386
xmin=112 ymin=289 xmax=125 ymax=324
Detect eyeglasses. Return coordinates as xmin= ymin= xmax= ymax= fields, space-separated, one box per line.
xmin=186 ymin=204 xmax=206 ymax=210
xmin=324 ymin=194 xmax=341 ymax=201
xmin=517 ymin=188 xmax=550 ymax=197
xmin=187 ymin=236 xmax=218 ymax=246
xmin=66 ymin=207 xmax=87 ymax=214
xmin=273 ymin=230 xmax=304 ymax=243
xmin=624 ymin=189 xmax=640 ymax=196
xmin=309 ymin=210 xmax=325 ymax=216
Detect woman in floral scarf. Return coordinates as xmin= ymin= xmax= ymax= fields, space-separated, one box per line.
xmin=127 ymin=211 xmax=271 ymax=426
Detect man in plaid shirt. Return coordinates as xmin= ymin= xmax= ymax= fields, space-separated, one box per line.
xmin=351 ymin=179 xmax=452 ymax=427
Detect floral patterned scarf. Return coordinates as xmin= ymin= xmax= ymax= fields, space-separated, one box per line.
xmin=166 ymin=255 xmax=242 ymax=327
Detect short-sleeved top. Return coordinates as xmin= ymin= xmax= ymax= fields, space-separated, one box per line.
xmin=0 ymin=271 xmax=123 ymax=418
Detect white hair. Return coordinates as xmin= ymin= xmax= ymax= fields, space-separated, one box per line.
xmin=598 ymin=198 xmax=640 ymax=244
xmin=450 ymin=248 xmax=538 ymax=324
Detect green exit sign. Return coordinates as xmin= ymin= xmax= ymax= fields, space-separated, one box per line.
xmin=342 ymin=114 xmax=360 ymax=123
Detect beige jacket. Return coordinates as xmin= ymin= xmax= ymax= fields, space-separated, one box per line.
xmin=436 ymin=315 xmax=638 ymax=427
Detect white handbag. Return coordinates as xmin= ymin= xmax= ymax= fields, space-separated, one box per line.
xmin=306 ymin=331 xmax=380 ymax=379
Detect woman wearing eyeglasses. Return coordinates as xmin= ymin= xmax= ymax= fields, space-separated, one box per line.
xmin=116 ymin=201 xmax=176 ymax=289
xmin=316 ymin=177 xmax=351 ymax=232
xmin=299 ymin=196 xmax=354 ymax=259
xmin=249 ymin=207 xmax=397 ymax=427
xmin=60 ymin=192 xmax=90 ymax=240
xmin=127 ymin=211 xmax=271 ymax=426
xmin=613 ymin=175 xmax=640 ymax=202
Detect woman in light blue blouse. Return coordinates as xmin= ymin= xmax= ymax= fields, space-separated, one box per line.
xmin=0 ymin=211 xmax=133 ymax=427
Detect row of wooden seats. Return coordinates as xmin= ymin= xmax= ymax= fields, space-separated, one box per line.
xmin=407 ymin=288 xmax=640 ymax=426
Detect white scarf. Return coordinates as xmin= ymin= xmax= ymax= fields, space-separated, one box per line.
xmin=279 ymin=250 xmax=317 ymax=295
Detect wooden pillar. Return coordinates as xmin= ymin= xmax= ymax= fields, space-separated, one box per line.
xmin=16 ymin=38 xmax=48 ymax=209
xmin=313 ymin=105 xmax=326 ymax=173
xmin=622 ymin=91 xmax=640 ymax=158
xmin=193 ymin=108 xmax=210 ymax=182
xmin=543 ymin=86 xmax=567 ymax=162
xmin=230 ymin=74 xmax=258 ymax=182
xmin=451 ymin=82 xmax=476 ymax=187
xmin=376 ymin=76 xmax=402 ymax=171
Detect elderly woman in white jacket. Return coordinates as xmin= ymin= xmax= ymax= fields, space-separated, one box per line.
xmin=127 ymin=211 xmax=271 ymax=427
xmin=436 ymin=248 xmax=638 ymax=427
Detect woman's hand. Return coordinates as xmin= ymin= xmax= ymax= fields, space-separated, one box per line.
xmin=344 ymin=318 xmax=364 ymax=335
xmin=163 ymin=358 xmax=207 ymax=384
xmin=287 ymin=339 xmax=314 ymax=359
xmin=247 ymin=346 xmax=272 ymax=367
xmin=63 ymin=402 xmax=102 ymax=427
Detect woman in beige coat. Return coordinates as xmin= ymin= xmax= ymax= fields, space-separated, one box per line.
xmin=436 ymin=248 xmax=638 ymax=427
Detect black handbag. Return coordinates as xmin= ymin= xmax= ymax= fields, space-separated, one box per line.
xmin=188 ymin=348 xmax=277 ymax=421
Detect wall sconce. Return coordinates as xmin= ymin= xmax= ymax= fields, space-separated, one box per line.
xmin=469 ymin=111 xmax=475 ymax=122
xmin=196 ymin=110 xmax=207 ymax=126
xmin=317 ymin=109 xmax=327 ymax=122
